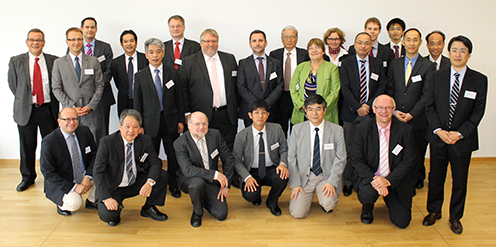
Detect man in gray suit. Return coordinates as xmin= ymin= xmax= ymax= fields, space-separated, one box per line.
xmin=288 ymin=94 xmax=346 ymax=218
xmin=233 ymin=99 xmax=289 ymax=216
xmin=52 ymin=27 xmax=104 ymax=143
xmin=8 ymin=28 xmax=59 ymax=191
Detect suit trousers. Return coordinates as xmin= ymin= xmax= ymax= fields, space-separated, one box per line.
xmin=412 ymin=128 xmax=428 ymax=183
xmin=276 ymin=91 xmax=293 ymax=138
xmin=343 ymin=116 xmax=368 ymax=186
xmin=241 ymin=166 xmax=288 ymax=206
xmin=427 ymin=144 xmax=471 ymax=220
xmin=289 ymin=172 xmax=339 ymax=218
xmin=97 ymin=170 xmax=169 ymax=222
xmin=79 ymin=110 xmax=102 ymax=145
xmin=117 ymin=98 xmax=134 ymax=117
xmin=98 ymin=105 xmax=111 ymax=137
xmin=18 ymin=104 xmax=57 ymax=182
xmin=209 ymin=107 xmax=237 ymax=151
xmin=180 ymin=176 xmax=228 ymax=220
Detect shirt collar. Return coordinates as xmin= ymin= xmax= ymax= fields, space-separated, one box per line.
xmin=173 ymin=37 xmax=185 ymax=44
xmin=203 ymin=52 xmax=220 ymax=63
xmin=28 ymin=51 xmax=44 ymax=60
xmin=149 ymin=63 xmax=163 ymax=72
xmin=252 ymin=53 xmax=267 ymax=61
xmin=60 ymin=127 xmax=75 ymax=139
xmin=125 ymin=51 xmax=137 ymax=61
xmin=84 ymin=39 xmax=96 ymax=48
xmin=376 ymin=120 xmax=392 ymax=132
xmin=356 ymin=54 xmax=369 ymax=63
xmin=251 ymin=124 xmax=267 ymax=137
xmin=284 ymin=47 xmax=296 ymax=55
xmin=451 ymin=66 xmax=467 ymax=78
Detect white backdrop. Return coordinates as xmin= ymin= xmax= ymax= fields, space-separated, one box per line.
xmin=0 ymin=0 xmax=493 ymax=159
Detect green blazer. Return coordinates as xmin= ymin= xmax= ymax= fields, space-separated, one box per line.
xmin=289 ymin=60 xmax=340 ymax=124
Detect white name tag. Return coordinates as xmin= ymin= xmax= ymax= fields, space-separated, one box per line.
xmin=84 ymin=69 xmax=94 ymax=75
xmin=464 ymin=90 xmax=477 ymax=99
xmin=392 ymin=144 xmax=403 ymax=156
xmin=337 ymin=61 xmax=342 ymax=67
xmin=270 ymin=142 xmax=279 ymax=151
xmin=98 ymin=55 xmax=106 ymax=63
xmin=210 ymin=149 xmax=219 ymax=159
xmin=270 ymin=72 xmax=277 ymax=80
xmin=85 ymin=146 xmax=91 ymax=154
xmin=371 ymin=73 xmax=379 ymax=81
xmin=411 ymin=75 xmax=422 ymax=83
xmin=295 ymin=83 xmax=300 ymax=90
xmin=232 ymin=71 xmax=237 ymax=77
xmin=140 ymin=153 xmax=149 ymax=162
xmin=174 ymin=59 xmax=182 ymax=65
xmin=165 ymin=80 xmax=174 ymax=89
xmin=324 ymin=143 xmax=334 ymax=150
xmin=383 ymin=61 xmax=388 ymax=67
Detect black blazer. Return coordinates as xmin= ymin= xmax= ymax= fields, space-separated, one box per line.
xmin=179 ymin=51 xmax=238 ymax=125
xmin=424 ymin=55 xmax=451 ymax=71
xmin=133 ymin=65 xmax=185 ymax=137
xmin=348 ymin=42 xmax=395 ymax=67
xmin=93 ymin=132 xmax=163 ymax=201
xmin=269 ymin=47 xmax=310 ymax=65
xmin=110 ymin=52 xmax=148 ymax=115
xmin=237 ymin=55 xmax=284 ymax=122
xmin=385 ymin=42 xmax=406 ymax=58
xmin=163 ymin=38 xmax=201 ymax=69
xmin=339 ymin=55 xmax=387 ymax=122
xmin=425 ymin=67 xmax=487 ymax=152
xmin=387 ymin=56 xmax=435 ymax=129
xmin=40 ymin=126 xmax=97 ymax=206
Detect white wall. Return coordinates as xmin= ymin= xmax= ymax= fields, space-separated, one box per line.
xmin=1 ymin=0 xmax=493 ymax=158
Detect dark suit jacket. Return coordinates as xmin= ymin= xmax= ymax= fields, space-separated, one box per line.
xmin=385 ymin=42 xmax=406 ymax=58
xmin=110 ymin=51 xmax=148 ymax=115
xmin=134 ymin=65 xmax=185 ymax=137
xmin=8 ymin=52 xmax=59 ymax=126
xmin=93 ymin=131 xmax=162 ymax=201
xmin=163 ymin=38 xmax=201 ymax=69
xmin=352 ymin=118 xmax=415 ymax=188
xmin=179 ymin=51 xmax=238 ymax=125
xmin=424 ymin=55 xmax=451 ymax=71
xmin=339 ymin=55 xmax=387 ymax=122
xmin=237 ymin=55 xmax=284 ymax=122
xmin=40 ymin=126 xmax=97 ymax=206
xmin=425 ymin=67 xmax=487 ymax=153
xmin=387 ymin=55 xmax=435 ymax=129
xmin=268 ymin=47 xmax=310 ymax=65
xmin=349 ymin=43 xmax=395 ymax=67
xmin=174 ymin=129 xmax=235 ymax=187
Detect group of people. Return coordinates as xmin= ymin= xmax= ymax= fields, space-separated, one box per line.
xmin=8 ymin=15 xmax=487 ymax=235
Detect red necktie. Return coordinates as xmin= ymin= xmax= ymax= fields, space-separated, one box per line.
xmin=174 ymin=42 xmax=180 ymax=69
xmin=32 ymin=58 xmax=44 ymax=104
xmin=369 ymin=47 xmax=374 ymax=57
xmin=394 ymin=45 xmax=399 ymax=59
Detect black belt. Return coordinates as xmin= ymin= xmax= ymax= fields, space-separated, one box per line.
xmin=213 ymin=105 xmax=227 ymax=111
xmin=33 ymin=103 xmax=49 ymax=108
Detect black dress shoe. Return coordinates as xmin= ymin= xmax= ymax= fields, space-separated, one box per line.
xmin=266 ymin=203 xmax=282 ymax=216
xmin=252 ymin=198 xmax=262 ymax=206
xmin=361 ymin=204 xmax=374 ymax=224
xmin=415 ymin=180 xmax=424 ymax=189
xmin=322 ymin=206 xmax=333 ymax=214
xmin=190 ymin=212 xmax=202 ymax=227
xmin=57 ymin=207 xmax=71 ymax=216
xmin=422 ymin=212 xmax=442 ymax=226
xmin=108 ymin=217 xmax=121 ymax=227
xmin=343 ymin=185 xmax=353 ymax=197
xmin=85 ymin=199 xmax=98 ymax=209
xmin=170 ymin=188 xmax=181 ymax=198
xmin=449 ymin=218 xmax=463 ymax=234
xmin=16 ymin=180 xmax=34 ymax=192
xmin=140 ymin=206 xmax=168 ymax=221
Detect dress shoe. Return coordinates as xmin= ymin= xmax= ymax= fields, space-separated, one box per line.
xmin=422 ymin=212 xmax=442 ymax=226
xmin=266 ymin=203 xmax=282 ymax=216
xmin=322 ymin=206 xmax=333 ymax=214
xmin=449 ymin=218 xmax=463 ymax=234
xmin=16 ymin=180 xmax=34 ymax=192
xmin=252 ymin=197 xmax=262 ymax=206
xmin=170 ymin=188 xmax=181 ymax=198
xmin=343 ymin=185 xmax=353 ymax=197
xmin=140 ymin=206 xmax=168 ymax=221
xmin=57 ymin=207 xmax=71 ymax=216
xmin=190 ymin=212 xmax=202 ymax=227
xmin=415 ymin=180 xmax=424 ymax=189
xmin=85 ymin=199 xmax=98 ymax=209
xmin=360 ymin=204 xmax=374 ymax=224
xmin=108 ymin=217 xmax=121 ymax=227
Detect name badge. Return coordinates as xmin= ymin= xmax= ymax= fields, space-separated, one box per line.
xmin=411 ymin=75 xmax=422 ymax=83
xmin=392 ymin=144 xmax=403 ymax=156
xmin=85 ymin=146 xmax=91 ymax=154
xmin=295 ymin=83 xmax=300 ymax=90
xmin=98 ymin=55 xmax=106 ymax=63
xmin=464 ymin=90 xmax=477 ymax=99
xmin=270 ymin=72 xmax=277 ymax=80
xmin=232 ymin=71 xmax=237 ymax=77
xmin=84 ymin=69 xmax=94 ymax=75
xmin=324 ymin=143 xmax=334 ymax=150
xmin=270 ymin=142 xmax=279 ymax=151
xmin=174 ymin=59 xmax=182 ymax=65
xmin=140 ymin=153 xmax=149 ymax=162
xmin=383 ymin=61 xmax=388 ymax=67
xmin=210 ymin=149 xmax=219 ymax=159
xmin=371 ymin=73 xmax=379 ymax=81
xmin=165 ymin=80 xmax=174 ymax=89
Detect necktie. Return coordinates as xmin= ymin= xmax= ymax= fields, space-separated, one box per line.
xmin=128 ymin=57 xmax=134 ymax=97
xmin=86 ymin=44 xmax=92 ymax=56
xmin=126 ymin=143 xmax=136 ymax=186
xmin=284 ymin=52 xmax=291 ymax=91
xmin=257 ymin=57 xmax=265 ymax=91
xmin=394 ymin=45 xmax=399 ymax=59
xmin=198 ymin=139 xmax=209 ymax=170
xmin=312 ymin=128 xmax=322 ymax=176
xmin=74 ymin=57 xmax=81 ymax=82
xmin=449 ymin=73 xmax=461 ymax=129
xmin=154 ymin=68 xmax=163 ymax=111
xmin=209 ymin=57 xmax=222 ymax=108
xmin=70 ymin=134 xmax=84 ymax=184
xmin=258 ymin=132 xmax=266 ymax=178
xmin=33 ymin=57 xmax=44 ymax=104
xmin=379 ymin=128 xmax=390 ymax=177
xmin=405 ymin=61 xmax=412 ymax=85
xmin=359 ymin=60 xmax=367 ymax=105
xmin=434 ymin=61 xmax=439 ymax=71
xmin=174 ymin=41 xmax=180 ymax=69
xmin=369 ymin=47 xmax=374 ymax=57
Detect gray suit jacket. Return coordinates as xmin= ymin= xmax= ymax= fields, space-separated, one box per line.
xmin=288 ymin=121 xmax=346 ymax=189
xmin=52 ymin=53 xmax=104 ymax=110
xmin=233 ymin=122 xmax=288 ymax=180
xmin=8 ymin=52 xmax=59 ymax=126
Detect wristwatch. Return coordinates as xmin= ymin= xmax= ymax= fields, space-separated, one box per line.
xmin=458 ymin=132 xmax=464 ymax=139
xmin=147 ymin=180 xmax=156 ymax=187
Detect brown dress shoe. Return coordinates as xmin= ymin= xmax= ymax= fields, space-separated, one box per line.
xmin=449 ymin=218 xmax=463 ymax=234
xmin=422 ymin=212 xmax=442 ymax=226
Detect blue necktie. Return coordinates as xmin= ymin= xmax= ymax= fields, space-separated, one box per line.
xmin=312 ymin=127 xmax=322 ymax=176
xmin=154 ymin=68 xmax=163 ymax=111
xmin=75 ymin=57 xmax=81 ymax=81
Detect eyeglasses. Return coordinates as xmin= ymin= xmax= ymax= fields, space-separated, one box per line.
xmin=59 ymin=118 xmax=78 ymax=123
xmin=252 ymin=111 xmax=268 ymax=115
xmin=67 ymin=38 xmax=83 ymax=42
xmin=201 ymin=40 xmax=218 ymax=44
xmin=190 ymin=122 xmax=208 ymax=127
xmin=282 ymin=35 xmax=297 ymax=40
xmin=373 ymin=106 xmax=394 ymax=111
xmin=27 ymin=39 xmax=44 ymax=42
xmin=326 ymin=37 xmax=341 ymax=42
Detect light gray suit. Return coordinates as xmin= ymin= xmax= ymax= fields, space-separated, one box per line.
xmin=52 ymin=53 xmax=104 ymax=142
xmin=288 ymin=120 xmax=346 ymax=218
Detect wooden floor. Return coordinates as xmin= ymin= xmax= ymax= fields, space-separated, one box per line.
xmin=1 ymin=158 xmax=495 ymax=247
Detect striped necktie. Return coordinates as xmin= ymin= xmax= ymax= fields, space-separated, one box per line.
xmin=448 ymin=73 xmax=461 ymax=129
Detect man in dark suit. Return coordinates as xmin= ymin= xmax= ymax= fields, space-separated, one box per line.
xmin=423 ymin=36 xmax=487 ymax=235
xmin=110 ymin=30 xmax=148 ymax=117
xmin=385 ymin=18 xmax=406 ymax=59
xmin=8 ymin=28 xmax=59 ymax=192
xmin=339 ymin=32 xmax=387 ymax=197
xmin=352 ymin=95 xmax=415 ymax=228
xmin=40 ymin=107 xmax=97 ymax=216
xmin=174 ymin=111 xmax=235 ymax=227
xmin=93 ymin=109 xmax=169 ymax=227
xmin=269 ymin=25 xmax=310 ymax=137
xmin=233 ymin=99 xmax=289 ymax=216
xmin=163 ymin=15 xmax=201 ymax=70
xmin=80 ymin=17 xmax=115 ymax=137
xmin=425 ymin=31 xmax=451 ymax=71
xmin=387 ymin=28 xmax=435 ymax=191
xmin=238 ymin=30 xmax=284 ymax=127
xmin=134 ymin=38 xmax=184 ymax=198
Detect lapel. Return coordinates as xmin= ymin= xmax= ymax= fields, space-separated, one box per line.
xmin=44 ymin=53 xmax=54 ymax=83
xmin=388 ymin=120 xmax=399 ymax=166
xmin=93 ymin=40 xmax=102 ymax=57
xmin=21 ymin=53 xmax=31 ymax=90
xmin=218 ymin=52 xmax=232 ymax=95
xmin=75 ymin=128 xmax=87 ymax=164
xmin=395 ymin=57 xmax=406 ymax=90
xmin=296 ymin=47 xmax=307 ymax=64
xmin=246 ymin=126 xmax=254 ymax=166
xmin=195 ymin=53 xmax=211 ymax=84
xmin=182 ymin=39 xmax=190 ymax=58
xmin=409 ymin=56 xmax=425 ymax=81
xmin=247 ymin=55 xmax=262 ymax=91
xmin=137 ymin=52 xmax=148 ymax=70
xmin=303 ymin=121 xmax=312 ymax=165
xmin=456 ymin=67 xmax=474 ymax=111
xmin=56 ymin=129 xmax=73 ymax=169
xmin=376 ymin=44 xmax=384 ymax=59
xmin=370 ymin=121 xmax=380 ymax=169
xmin=143 ymin=66 xmax=161 ymax=102
xmin=322 ymin=121 xmax=331 ymax=164
xmin=64 ymin=54 xmax=80 ymax=83
xmin=113 ymin=132 xmax=126 ymax=174
xmin=350 ymin=56 xmax=360 ymax=88
xmin=185 ymin=131 xmax=204 ymax=168
xmin=205 ymin=131 xmax=216 ymax=169
xmin=133 ymin=134 xmax=143 ymax=168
